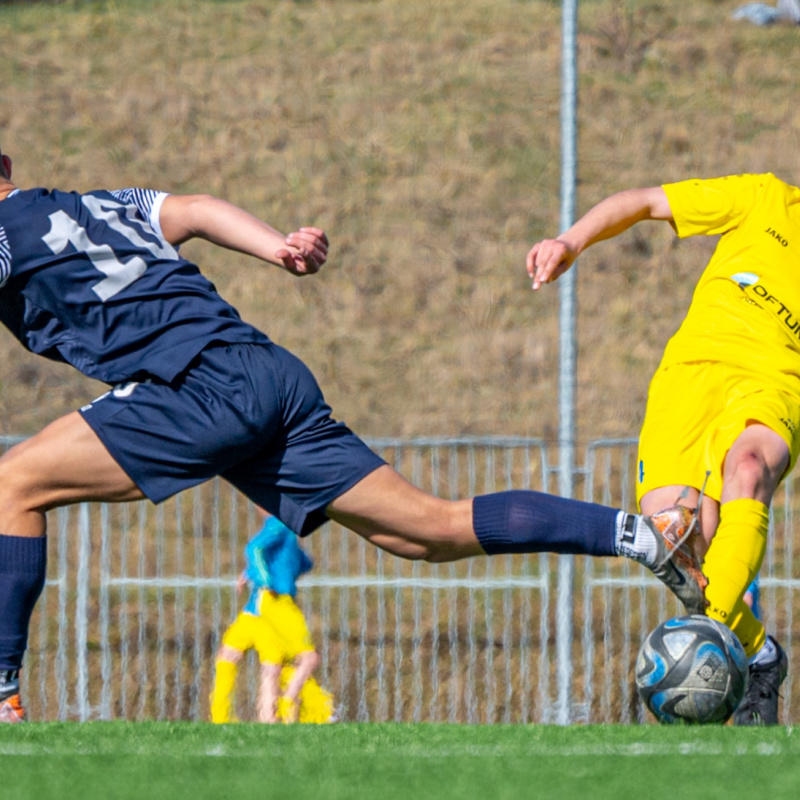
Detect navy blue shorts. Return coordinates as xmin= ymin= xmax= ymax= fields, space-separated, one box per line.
xmin=79 ymin=343 xmax=386 ymax=536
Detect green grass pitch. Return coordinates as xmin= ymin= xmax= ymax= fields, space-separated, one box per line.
xmin=2 ymin=722 xmax=800 ymax=800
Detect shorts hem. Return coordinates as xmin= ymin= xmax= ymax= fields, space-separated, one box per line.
xmin=293 ymin=457 xmax=386 ymax=537
xmin=79 ymin=407 xmax=161 ymax=501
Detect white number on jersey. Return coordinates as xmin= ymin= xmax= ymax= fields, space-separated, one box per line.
xmin=41 ymin=196 xmax=178 ymax=302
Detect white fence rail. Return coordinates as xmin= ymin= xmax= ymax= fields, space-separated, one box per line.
xmin=4 ymin=435 xmax=798 ymax=724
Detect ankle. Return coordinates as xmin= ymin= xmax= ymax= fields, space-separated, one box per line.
xmin=750 ymin=636 xmax=779 ymax=667
xmin=615 ymin=513 xmax=658 ymax=567
xmin=0 ymin=669 xmax=20 ymax=700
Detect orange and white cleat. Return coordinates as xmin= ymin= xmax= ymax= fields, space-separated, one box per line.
xmin=0 ymin=693 xmax=25 ymax=724
xmin=644 ymin=504 xmax=708 ymax=615
xmin=0 ymin=669 xmax=25 ymax=723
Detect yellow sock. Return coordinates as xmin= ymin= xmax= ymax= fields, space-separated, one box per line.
xmin=277 ymin=667 xmax=335 ymax=724
xmin=703 ymin=498 xmax=768 ymax=657
xmin=297 ymin=678 xmax=336 ymax=724
xmin=210 ymin=660 xmax=238 ymax=723
xmin=277 ymin=696 xmax=298 ymax=724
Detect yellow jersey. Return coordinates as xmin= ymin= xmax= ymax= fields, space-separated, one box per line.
xmin=661 ymin=173 xmax=800 ymax=384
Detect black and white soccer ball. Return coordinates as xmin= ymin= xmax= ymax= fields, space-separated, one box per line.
xmin=635 ymin=614 xmax=748 ymax=724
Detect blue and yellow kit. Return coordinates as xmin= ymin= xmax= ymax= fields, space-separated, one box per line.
xmin=222 ymin=516 xmax=316 ymax=663
xmin=638 ymin=173 xmax=800 ymax=503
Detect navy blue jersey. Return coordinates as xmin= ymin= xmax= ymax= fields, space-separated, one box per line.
xmin=0 ymin=187 xmax=269 ymax=383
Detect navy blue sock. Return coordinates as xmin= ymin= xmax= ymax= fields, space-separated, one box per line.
xmin=473 ymin=491 xmax=618 ymax=557
xmin=0 ymin=536 xmax=47 ymax=671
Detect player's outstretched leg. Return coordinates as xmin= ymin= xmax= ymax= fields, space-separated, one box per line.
xmin=733 ymin=635 xmax=788 ymax=726
xmin=0 ymin=413 xmax=144 ymax=721
xmin=328 ymin=466 xmax=714 ymax=614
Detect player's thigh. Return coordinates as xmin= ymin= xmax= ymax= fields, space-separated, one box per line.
xmin=0 ymin=411 xmax=143 ymax=512
xmin=708 ymin=370 xmax=800 ymax=491
xmin=326 ymin=465 xmax=480 ymax=560
xmin=637 ymin=362 xmax=726 ymax=506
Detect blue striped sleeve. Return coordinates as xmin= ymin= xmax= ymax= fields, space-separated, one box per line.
xmin=0 ymin=225 xmax=10 ymax=288
xmin=109 ymin=187 xmax=170 ymax=240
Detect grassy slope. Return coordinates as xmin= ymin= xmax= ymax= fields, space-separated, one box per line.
xmin=4 ymin=722 xmax=800 ymax=800
xmin=1 ymin=0 xmax=798 ymax=446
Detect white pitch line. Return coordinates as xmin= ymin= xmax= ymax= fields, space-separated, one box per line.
xmin=0 ymin=741 xmax=795 ymax=758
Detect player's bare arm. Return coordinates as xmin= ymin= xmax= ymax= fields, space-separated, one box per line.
xmin=527 ymin=186 xmax=673 ymax=290
xmin=158 ymin=193 xmax=328 ymax=276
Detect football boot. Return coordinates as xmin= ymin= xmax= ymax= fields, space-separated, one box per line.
xmin=0 ymin=670 xmax=25 ymax=724
xmin=733 ymin=636 xmax=788 ymax=726
xmin=644 ymin=504 xmax=708 ymax=615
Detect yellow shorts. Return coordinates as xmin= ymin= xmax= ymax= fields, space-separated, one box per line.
xmin=222 ymin=594 xmax=314 ymax=664
xmin=637 ymin=361 xmax=800 ymax=506
xmin=257 ymin=592 xmax=315 ymax=658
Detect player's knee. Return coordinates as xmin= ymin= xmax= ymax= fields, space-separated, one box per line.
xmin=297 ymin=649 xmax=320 ymax=671
xmin=406 ymin=533 xmax=470 ymax=563
xmin=421 ymin=542 xmax=459 ymax=563
xmin=724 ymin=450 xmax=775 ymax=498
xmin=0 ymin=450 xmax=42 ymax=523
xmin=216 ymin=644 xmax=243 ymax=664
xmin=384 ymin=537 xmax=451 ymax=563
xmin=367 ymin=503 xmax=474 ymax=562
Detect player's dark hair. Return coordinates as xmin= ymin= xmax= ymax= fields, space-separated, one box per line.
xmin=0 ymin=147 xmax=8 ymax=180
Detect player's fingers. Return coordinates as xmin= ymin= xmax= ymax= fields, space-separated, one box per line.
xmin=276 ymin=247 xmax=320 ymax=275
xmin=276 ymin=248 xmax=302 ymax=273
xmin=299 ymin=226 xmax=329 ymax=249
xmin=540 ymin=258 xmax=566 ymax=286
xmin=526 ymin=243 xmax=541 ymax=279
xmin=286 ymin=231 xmax=328 ymax=263
xmin=532 ymin=241 xmax=569 ymax=289
xmin=287 ymin=228 xmax=329 ymax=255
xmin=530 ymin=242 xmax=560 ymax=290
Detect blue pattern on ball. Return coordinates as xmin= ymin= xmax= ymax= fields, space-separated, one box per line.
xmin=634 ymin=614 xmax=748 ymax=724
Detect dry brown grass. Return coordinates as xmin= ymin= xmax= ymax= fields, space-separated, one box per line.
xmin=1 ymin=0 xmax=799 ymax=449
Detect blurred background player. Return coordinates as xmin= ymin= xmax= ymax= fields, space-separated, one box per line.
xmin=210 ymin=509 xmax=335 ymax=724
xmin=527 ymin=173 xmax=796 ymax=725
xmin=743 ymin=575 xmax=761 ymax=619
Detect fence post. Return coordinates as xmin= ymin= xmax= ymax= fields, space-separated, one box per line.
xmin=556 ymin=0 xmax=579 ymax=726
xmin=76 ymin=503 xmax=91 ymax=721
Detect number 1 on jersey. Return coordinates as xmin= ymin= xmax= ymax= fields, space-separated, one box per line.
xmin=42 ymin=210 xmax=148 ymax=302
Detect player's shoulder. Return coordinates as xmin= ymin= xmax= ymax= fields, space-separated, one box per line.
xmin=759 ymin=172 xmax=800 ymax=198
xmin=709 ymin=172 xmax=799 ymax=194
xmin=108 ymin=187 xmax=166 ymax=209
xmin=667 ymin=173 xmax=787 ymax=211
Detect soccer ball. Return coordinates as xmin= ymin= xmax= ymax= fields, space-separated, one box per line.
xmin=635 ymin=615 xmax=748 ymax=724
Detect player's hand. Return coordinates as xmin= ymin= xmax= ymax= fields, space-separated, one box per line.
xmin=276 ymin=227 xmax=329 ymax=276
xmin=526 ymin=238 xmax=577 ymax=290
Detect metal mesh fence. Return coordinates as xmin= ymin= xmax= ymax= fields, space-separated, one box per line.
xmin=4 ymin=435 xmax=799 ymax=723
